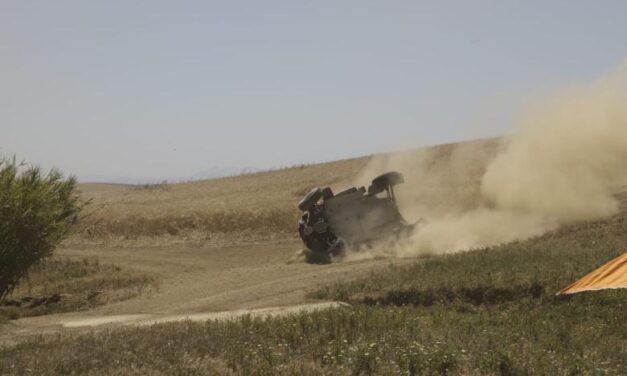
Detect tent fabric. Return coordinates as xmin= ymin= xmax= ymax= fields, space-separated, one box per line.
xmin=558 ymin=252 xmax=627 ymax=295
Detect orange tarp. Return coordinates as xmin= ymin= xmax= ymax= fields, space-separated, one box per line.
xmin=558 ymin=252 xmax=627 ymax=295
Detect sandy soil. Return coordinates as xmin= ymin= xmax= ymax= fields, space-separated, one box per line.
xmin=1 ymin=238 xmax=411 ymax=345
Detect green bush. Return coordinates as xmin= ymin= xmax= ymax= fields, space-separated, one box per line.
xmin=0 ymin=159 xmax=82 ymax=300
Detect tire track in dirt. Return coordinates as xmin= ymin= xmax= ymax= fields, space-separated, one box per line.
xmin=1 ymin=238 xmax=414 ymax=345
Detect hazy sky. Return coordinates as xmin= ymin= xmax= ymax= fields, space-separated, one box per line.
xmin=2 ymin=1 xmax=626 ymax=182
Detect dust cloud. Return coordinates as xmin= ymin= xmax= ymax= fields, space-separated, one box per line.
xmin=351 ymin=61 xmax=627 ymax=258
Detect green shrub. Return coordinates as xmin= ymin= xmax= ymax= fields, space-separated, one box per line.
xmin=0 ymin=159 xmax=82 ymax=299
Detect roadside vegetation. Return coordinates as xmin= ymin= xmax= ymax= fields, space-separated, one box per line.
xmin=0 ymin=257 xmax=158 ymax=324
xmin=0 ymin=159 xmax=82 ymax=300
xmin=0 ymin=159 xmax=156 ymax=324
xmin=2 ymin=206 xmax=624 ymax=375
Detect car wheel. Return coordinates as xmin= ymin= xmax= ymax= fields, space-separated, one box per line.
xmin=298 ymin=188 xmax=323 ymax=211
xmin=371 ymin=171 xmax=404 ymax=189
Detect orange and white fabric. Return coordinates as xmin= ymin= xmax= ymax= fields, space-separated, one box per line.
xmin=558 ymin=252 xmax=627 ymax=295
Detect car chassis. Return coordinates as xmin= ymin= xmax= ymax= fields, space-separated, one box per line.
xmin=297 ymin=171 xmax=416 ymax=260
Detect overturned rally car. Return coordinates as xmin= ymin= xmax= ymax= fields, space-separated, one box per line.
xmin=297 ymin=171 xmax=417 ymax=261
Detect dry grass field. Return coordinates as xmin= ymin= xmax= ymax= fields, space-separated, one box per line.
xmin=1 ymin=140 xmax=497 ymax=334
xmin=74 ymin=157 xmax=370 ymax=242
xmin=72 ymin=138 xmax=500 ymax=245
xmin=2 ymin=195 xmax=625 ymax=375
xmin=1 ymin=138 xmax=625 ymax=375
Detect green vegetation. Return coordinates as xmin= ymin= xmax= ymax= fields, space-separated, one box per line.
xmin=4 ymin=298 xmax=623 ymax=375
xmin=0 ymin=258 xmax=158 ymax=324
xmin=0 ymin=160 xmax=82 ymax=299
xmin=2 ymin=211 xmax=624 ymax=375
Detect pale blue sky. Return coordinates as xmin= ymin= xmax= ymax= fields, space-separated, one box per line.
xmin=2 ymin=1 xmax=626 ymax=182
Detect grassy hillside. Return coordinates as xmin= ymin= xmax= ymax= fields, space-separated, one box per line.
xmin=312 ymin=195 xmax=627 ymax=303
xmin=2 ymin=194 xmax=625 ymax=375
xmin=3 ymin=139 xmax=624 ymax=374
xmin=74 ymin=157 xmax=369 ymax=242
xmin=72 ymin=139 xmax=501 ymax=244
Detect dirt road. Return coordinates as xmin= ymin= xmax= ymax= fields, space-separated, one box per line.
xmin=1 ymin=238 xmax=411 ymax=344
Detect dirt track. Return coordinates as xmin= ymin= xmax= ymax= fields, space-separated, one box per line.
xmin=1 ymin=238 xmax=411 ymax=344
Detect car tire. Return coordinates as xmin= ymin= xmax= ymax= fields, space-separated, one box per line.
xmin=303 ymin=248 xmax=331 ymax=264
xmin=372 ymin=171 xmax=404 ymax=189
xmin=298 ymin=188 xmax=323 ymax=211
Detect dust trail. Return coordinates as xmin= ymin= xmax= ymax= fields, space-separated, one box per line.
xmin=350 ymin=61 xmax=627 ymax=258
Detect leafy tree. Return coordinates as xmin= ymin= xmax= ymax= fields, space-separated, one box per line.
xmin=0 ymin=159 xmax=82 ymax=300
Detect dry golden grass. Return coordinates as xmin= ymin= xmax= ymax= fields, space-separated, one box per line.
xmin=74 ymin=158 xmax=370 ymax=242
xmin=71 ymin=140 xmax=503 ymax=245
